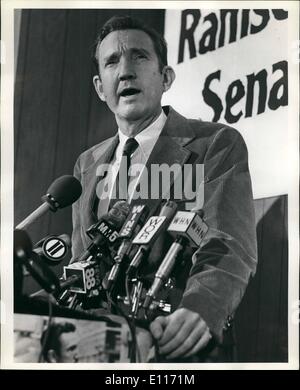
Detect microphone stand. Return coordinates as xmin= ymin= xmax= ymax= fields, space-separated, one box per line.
xmin=68 ymin=292 xmax=79 ymax=310
xmin=16 ymin=202 xmax=51 ymax=230
xmin=130 ymin=280 xmax=143 ymax=318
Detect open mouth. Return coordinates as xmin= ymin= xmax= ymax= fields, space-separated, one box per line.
xmin=119 ymin=88 xmax=141 ymax=97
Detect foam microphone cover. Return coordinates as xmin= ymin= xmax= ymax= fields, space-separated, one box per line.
xmin=46 ymin=175 xmax=82 ymax=208
xmin=107 ymin=200 xmax=130 ymax=229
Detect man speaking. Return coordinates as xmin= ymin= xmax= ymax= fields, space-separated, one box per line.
xmin=71 ymin=15 xmax=257 ymax=362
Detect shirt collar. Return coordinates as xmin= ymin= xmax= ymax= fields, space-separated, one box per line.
xmin=117 ymin=110 xmax=167 ymax=162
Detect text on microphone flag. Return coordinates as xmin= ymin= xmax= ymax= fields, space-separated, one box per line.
xmin=132 ymin=216 xmax=167 ymax=244
xmin=168 ymin=211 xmax=208 ymax=247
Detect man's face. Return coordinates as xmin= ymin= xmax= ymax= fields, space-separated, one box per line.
xmin=58 ymin=331 xmax=79 ymax=363
xmin=94 ymin=29 xmax=170 ymax=125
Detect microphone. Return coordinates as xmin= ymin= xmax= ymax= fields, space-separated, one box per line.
xmin=143 ymin=210 xmax=208 ymax=309
xmin=14 ymin=229 xmax=33 ymax=261
xmin=126 ymin=200 xmax=178 ymax=278
xmin=14 ymin=229 xmax=61 ymax=294
xmin=63 ymin=260 xmax=101 ymax=294
xmin=14 ymin=229 xmax=33 ymax=299
xmin=106 ymin=204 xmax=149 ymax=291
xmin=16 ymin=175 xmax=82 ymax=230
xmin=33 ymin=234 xmax=71 ymax=266
xmin=71 ymin=200 xmax=130 ymax=264
xmin=62 ymin=202 xmax=130 ymax=298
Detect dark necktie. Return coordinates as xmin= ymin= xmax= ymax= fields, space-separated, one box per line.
xmin=109 ymin=137 xmax=139 ymax=209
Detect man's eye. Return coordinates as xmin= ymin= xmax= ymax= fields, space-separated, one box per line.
xmin=105 ymin=59 xmax=118 ymax=66
xmin=134 ymin=53 xmax=146 ymax=60
xmin=68 ymin=345 xmax=77 ymax=351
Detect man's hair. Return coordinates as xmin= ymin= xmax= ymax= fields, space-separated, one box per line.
xmin=92 ymin=15 xmax=168 ymax=73
xmin=41 ymin=322 xmax=76 ymax=362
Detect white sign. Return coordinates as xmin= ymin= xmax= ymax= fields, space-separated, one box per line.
xmin=163 ymin=9 xmax=289 ymax=199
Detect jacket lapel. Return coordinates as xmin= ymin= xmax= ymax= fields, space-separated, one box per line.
xmin=81 ymin=134 xmax=119 ymax=237
xmin=130 ymin=107 xmax=197 ymax=214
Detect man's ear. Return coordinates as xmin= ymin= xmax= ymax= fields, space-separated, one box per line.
xmin=93 ymin=75 xmax=106 ymax=102
xmin=47 ymin=349 xmax=58 ymax=363
xmin=161 ymin=66 xmax=176 ymax=93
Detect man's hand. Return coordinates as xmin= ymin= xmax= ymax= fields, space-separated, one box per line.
xmin=149 ymin=308 xmax=212 ymax=360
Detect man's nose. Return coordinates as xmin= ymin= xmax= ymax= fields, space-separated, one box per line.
xmin=118 ymin=57 xmax=136 ymax=81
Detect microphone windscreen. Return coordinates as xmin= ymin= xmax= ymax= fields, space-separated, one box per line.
xmin=46 ymin=175 xmax=82 ymax=208
xmin=14 ymin=229 xmax=32 ymax=258
xmin=159 ymin=200 xmax=178 ymax=219
xmin=108 ymin=200 xmax=130 ymax=229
